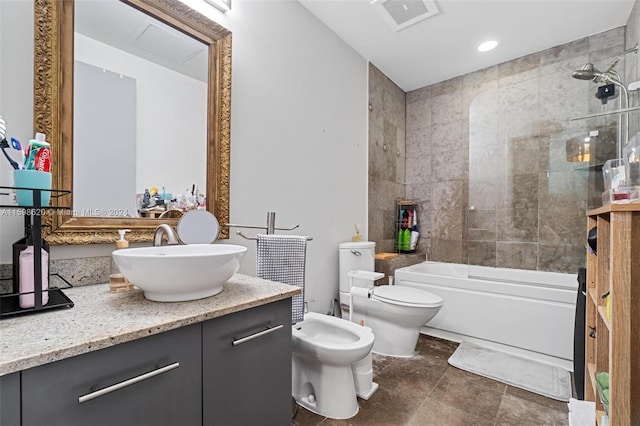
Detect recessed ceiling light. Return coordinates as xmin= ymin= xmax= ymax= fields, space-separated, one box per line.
xmin=477 ymin=40 xmax=498 ymax=52
xmin=203 ymin=0 xmax=231 ymax=13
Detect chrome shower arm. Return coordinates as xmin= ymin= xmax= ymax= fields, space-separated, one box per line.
xmin=603 ymin=43 xmax=638 ymax=74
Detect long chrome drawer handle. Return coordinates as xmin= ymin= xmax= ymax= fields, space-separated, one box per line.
xmin=78 ymin=362 xmax=180 ymax=404
xmin=232 ymin=324 xmax=284 ymax=346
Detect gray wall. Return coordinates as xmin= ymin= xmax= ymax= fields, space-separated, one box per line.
xmin=369 ymin=27 xmax=630 ymax=274
xmin=368 ymin=64 xmax=406 ymax=253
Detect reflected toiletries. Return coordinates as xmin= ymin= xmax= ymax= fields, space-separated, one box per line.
xmin=110 ymin=229 xmax=133 ymax=292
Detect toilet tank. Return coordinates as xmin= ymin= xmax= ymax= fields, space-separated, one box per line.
xmin=338 ymin=242 xmax=376 ymax=293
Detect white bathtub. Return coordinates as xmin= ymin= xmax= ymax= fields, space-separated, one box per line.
xmin=394 ymin=261 xmax=578 ymax=370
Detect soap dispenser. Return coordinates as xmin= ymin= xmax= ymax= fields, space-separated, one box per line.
xmin=110 ymin=229 xmax=132 ymax=293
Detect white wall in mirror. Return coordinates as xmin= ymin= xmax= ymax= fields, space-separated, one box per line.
xmin=0 ymin=0 xmax=34 ymax=263
xmin=74 ymin=32 xmax=207 ymax=213
xmin=74 ymin=60 xmax=137 ymax=216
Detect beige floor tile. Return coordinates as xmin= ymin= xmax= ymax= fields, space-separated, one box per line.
xmin=407 ymin=397 xmax=495 ymax=426
xmin=494 ymin=394 xmax=569 ymax=426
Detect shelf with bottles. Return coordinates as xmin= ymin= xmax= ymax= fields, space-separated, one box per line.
xmin=395 ymin=200 xmax=419 ymax=254
xmin=0 ymin=185 xmax=74 ymax=319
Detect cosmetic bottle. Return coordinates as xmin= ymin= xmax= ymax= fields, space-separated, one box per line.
xmin=352 ymin=223 xmax=363 ymax=242
xmin=110 ymin=229 xmax=133 ymax=292
xmin=410 ymin=209 xmax=419 ymax=251
xmin=18 ymin=236 xmax=49 ymax=308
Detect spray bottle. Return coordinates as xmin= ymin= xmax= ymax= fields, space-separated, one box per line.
xmin=110 ymin=229 xmax=132 ymax=292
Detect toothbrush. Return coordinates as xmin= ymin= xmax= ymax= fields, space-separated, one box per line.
xmin=10 ymin=138 xmax=25 ymax=169
xmin=0 ymin=115 xmax=20 ymax=170
xmin=0 ymin=115 xmax=5 ymax=140
xmin=0 ymin=139 xmax=20 ymax=170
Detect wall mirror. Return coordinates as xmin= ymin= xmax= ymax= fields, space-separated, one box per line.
xmin=34 ymin=0 xmax=231 ymax=245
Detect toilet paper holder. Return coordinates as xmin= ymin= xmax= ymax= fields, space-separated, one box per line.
xmin=347 ymin=270 xmax=384 ymax=323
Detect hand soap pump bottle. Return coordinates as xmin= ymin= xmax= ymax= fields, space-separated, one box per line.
xmin=110 ymin=229 xmax=132 ymax=293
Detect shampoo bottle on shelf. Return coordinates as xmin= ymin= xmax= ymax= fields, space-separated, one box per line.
xmin=410 ymin=209 xmax=419 ymax=250
xmin=110 ymin=229 xmax=133 ymax=293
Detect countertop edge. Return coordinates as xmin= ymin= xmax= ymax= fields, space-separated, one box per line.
xmin=0 ymin=276 xmax=300 ymax=376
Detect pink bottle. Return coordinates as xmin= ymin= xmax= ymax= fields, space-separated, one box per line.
xmin=19 ymin=246 xmax=49 ymax=308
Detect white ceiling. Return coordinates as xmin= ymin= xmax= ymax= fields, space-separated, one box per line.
xmin=298 ymin=0 xmax=635 ymax=92
xmin=75 ymin=0 xmax=208 ymax=82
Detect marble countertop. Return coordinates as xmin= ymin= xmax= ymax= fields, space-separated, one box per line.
xmin=0 ymin=274 xmax=300 ymax=376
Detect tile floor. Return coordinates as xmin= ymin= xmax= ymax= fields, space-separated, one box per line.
xmin=293 ymin=335 xmax=570 ymax=426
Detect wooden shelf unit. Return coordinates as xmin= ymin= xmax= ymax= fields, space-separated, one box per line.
xmin=585 ymin=204 xmax=640 ymax=426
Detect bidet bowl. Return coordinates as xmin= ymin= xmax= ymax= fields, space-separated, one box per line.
xmin=292 ymin=313 xmax=374 ymax=365
xmin=112 ymin=244 xmax=247 ymax=302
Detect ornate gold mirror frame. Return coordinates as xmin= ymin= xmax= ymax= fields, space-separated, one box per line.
xmin=34 ymin=0 xmax=231 ymax=245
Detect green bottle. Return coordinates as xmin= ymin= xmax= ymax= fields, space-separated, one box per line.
xmin=403 ymin=229 xmax=411 ymax=251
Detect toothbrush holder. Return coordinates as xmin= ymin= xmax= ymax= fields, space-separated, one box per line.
xmin=13 ymin=170 xmax=52 ymax=206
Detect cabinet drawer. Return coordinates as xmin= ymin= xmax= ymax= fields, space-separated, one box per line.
xmin=0 ymin=373 xmax=20 ymax=426
xmin=22 ymin=324 xmax=202 ymax=426
xmin=203 ymin=298 xmax=292 ymax=426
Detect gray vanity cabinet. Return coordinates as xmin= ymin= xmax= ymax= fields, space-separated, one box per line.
xmin=203 ymin=298 xmax=292 ymax=426
xmin=0 ymin=372 xmax=20 ymax=425
xmin=21 ymin=324 xmax=202 ymax=426
xmin=0 ymin=297 xmax=295 ymax=426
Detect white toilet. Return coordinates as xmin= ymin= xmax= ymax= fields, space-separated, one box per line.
xmin=339 ymin=242 xmax=444 ymax=357
xmin=291 ymin=312 xmax=375 ymax=419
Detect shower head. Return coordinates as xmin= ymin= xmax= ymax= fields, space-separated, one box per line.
xmin=572 ymin=43 xmax=639 ymax=82
xmin=572 ymin=65 xmax=624 ymax=88
xmin=572 ymin=63 xmax=602 ymax=81
xmin=571 ymin=42 xmax=638 ymax=160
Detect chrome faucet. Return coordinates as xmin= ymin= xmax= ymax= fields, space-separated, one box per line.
xmin=153 ymin=224 xmax=180 ymax=246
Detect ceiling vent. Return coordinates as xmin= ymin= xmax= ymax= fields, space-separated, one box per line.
xmin=371 ymin=0 xmax=440 ymax=32
xmin=131 ymin=23 xmax=204 ymax=65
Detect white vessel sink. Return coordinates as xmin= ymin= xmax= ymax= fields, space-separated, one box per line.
xmin=112 ymin=244 xmax=247 ymax=302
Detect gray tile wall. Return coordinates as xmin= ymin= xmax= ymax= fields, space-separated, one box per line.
xmin=395 ymin=28 xmax=627 ymax=273
xmin=368 ymin=64 xmax=407 ymax=253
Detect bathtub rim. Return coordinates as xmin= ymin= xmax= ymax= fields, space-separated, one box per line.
xmin=396 ymin=261 xmax=578 ymax=291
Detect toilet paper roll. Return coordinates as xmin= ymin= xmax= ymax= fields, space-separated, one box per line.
xmin=350 ymin=286 xmax=370 ymax=299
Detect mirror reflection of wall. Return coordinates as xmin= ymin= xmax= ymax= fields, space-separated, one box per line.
xmin=0 ymin=0 xmax=34 ymax=263
xmin=74 ymin=0 xmax=207 ymax=217
xmin=74 ymin=61 xmax=137 ymax=216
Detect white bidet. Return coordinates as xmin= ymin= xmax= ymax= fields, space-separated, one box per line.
xmin=292 ymin=312 xmax=374 ymax=419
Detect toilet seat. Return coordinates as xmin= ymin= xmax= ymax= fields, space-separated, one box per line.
xmin=293 ymin=312 xmax=374 ymax=352
xmin=371 ymin=285 xmax=443 ymax=308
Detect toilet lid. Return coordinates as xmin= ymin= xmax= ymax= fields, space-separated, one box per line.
xmin=371 ymin=285 xmax=443 ymax=307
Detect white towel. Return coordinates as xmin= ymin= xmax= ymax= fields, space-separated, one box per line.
xmin=567 ymin=398 xmax=595 ymax=426
xmin=256 ymin=234 xmax=307 ymax=324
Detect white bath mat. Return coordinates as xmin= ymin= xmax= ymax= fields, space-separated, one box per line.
xmin=448 ymin=341 xmax=572 ymax=402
